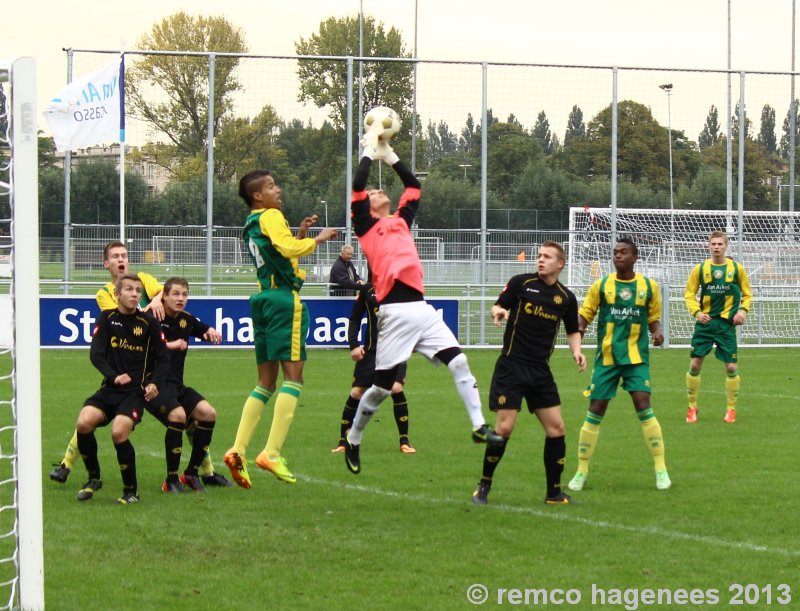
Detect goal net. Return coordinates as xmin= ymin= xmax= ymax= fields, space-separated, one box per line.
xmin=151 ymin=235 xmax=244 ymax=267
xmin=567 ymin=207 xmax=800 ymax=346
xmin=0 ymin=57 xmax=44 ymax=610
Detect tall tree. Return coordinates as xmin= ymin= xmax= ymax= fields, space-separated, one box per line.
xmin=532 ymin=110 xmax=554 ymax=155
xmin=295 ymin=15 xmax=413 ymax=132
xmin=460 ymin=113 xmax=477 ymax=154
xmin=731 ymin=103 xmax=752 ymax=141
xmin=564 ymin=104 xmax=586 ymax=145
xmin=758 ymin=104 xmax=777 ymax=154
xmin=127 ymin=12 xmax=248 ymax=159
xmin=426 ymin=119 xmax=458 ymax=166
xmin=780 ymin=99 xmax=800 ymax=159
xmin=698 ymin=105 xmax=721 ymax=149
xmin=585 ymin=101 xmax=666 ymax=184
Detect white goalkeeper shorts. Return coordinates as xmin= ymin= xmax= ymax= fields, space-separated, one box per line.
xmin=374 ymin=300 xmax=459 ymax=371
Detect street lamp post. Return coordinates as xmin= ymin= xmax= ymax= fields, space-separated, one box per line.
xmin=321 ymin=199 xmax=329 ymax=264
xmin=659 ymin=83 xmax=674 ymax=212
xmin=458 ymin=163 xmax=472 ymax=179
xmin=659 ymin=83 xmax=675 ymax=256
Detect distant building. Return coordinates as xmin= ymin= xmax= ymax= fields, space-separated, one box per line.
xmin=55 ymin=144 xmax=171 ymax=196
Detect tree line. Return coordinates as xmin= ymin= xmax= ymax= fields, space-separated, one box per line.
xmin=35 ymin=12 xmax=800 ymax=236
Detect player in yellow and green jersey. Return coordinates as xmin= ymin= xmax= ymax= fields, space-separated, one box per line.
xmin=684 ymin=231 xmax=752 ymax=424
xmin=567 ymin=237 xmax=671 ymax=492
xmin=224 ymin=169 xmax=337 ymax=488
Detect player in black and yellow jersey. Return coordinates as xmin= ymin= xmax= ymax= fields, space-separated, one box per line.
xmin=151 ymin=277 xmax=228 ymax=492
xmin=74 ymin=274 xmax=170 ymax=504
xmin=566 ymin=238 xmax=670 ymax=493
xmin=50 ymin=241 xmax=229 ymax=487
xmin=684 ymin=231 xmax=752 ymax=424
xmin=471 ymin=241 xmax=586 ymax=506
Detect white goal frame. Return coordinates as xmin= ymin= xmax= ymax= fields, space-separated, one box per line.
xmin=1 ymin=56 xmax=44 ymax=611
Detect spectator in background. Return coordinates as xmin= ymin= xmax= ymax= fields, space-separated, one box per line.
xmin=328 ymin=245 xmax=364 ymax=296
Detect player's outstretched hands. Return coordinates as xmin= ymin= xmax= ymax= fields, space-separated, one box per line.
xmin=315 ymin=228 xmax=338 ymax=245
xmin=144 ymin=294 xmax=166 ymax=321
xmin=204 ymin=328 xmax=222 ymax=345
xmin=296 ymin=214 xmax=318 ymax=239
xmin=363 ymin=121 xmax=383 ymax=150
xmin=490 ymin=305 xmax=509 ymax=327
xmin=573 ymin=351 xmax=587 ymax=372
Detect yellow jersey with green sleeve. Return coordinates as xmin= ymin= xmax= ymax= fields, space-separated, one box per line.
xmin=243 ymin=208 xmax=316 ymax=292
xmin=684 ymin=257 xmax=752 ymax=320
xmin=580 ymin=272 xmax=661 ymax=367
xmin=95 ymin=272 xmax=163 ymax=311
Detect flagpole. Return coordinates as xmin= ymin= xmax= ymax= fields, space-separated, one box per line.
xmin=119 ymin=46 xmax=126 ymax=243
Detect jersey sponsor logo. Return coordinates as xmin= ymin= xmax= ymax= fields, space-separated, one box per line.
xmin=619 ymin=287 xmax=632 ymax=301
xmin=110 ymin=336 xmax=145 ymax=352
xmin=608 ymin=306 xmax=642 ymax=319
xmin=524 ymin=303 xmax=559 ymax=321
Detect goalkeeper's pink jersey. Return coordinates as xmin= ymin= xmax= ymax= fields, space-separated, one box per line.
xmin=351 ymin=156 xmax=423 ymax=303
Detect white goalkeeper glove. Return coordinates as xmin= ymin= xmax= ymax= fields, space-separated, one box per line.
xmin=375 ymin=141 xmax=399 ymax=166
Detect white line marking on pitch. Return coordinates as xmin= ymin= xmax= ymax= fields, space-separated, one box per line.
xmin=301 ymin=475 xmax=800 ymax=559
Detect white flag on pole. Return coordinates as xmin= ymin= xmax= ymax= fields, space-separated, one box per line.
xmin=43 ymin=57 xmax=124 ymax=152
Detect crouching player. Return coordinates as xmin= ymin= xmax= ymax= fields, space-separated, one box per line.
xmin=149 ymin=277 xmax=229 ymax=493
xmin=74 ymin=274 xmax=170 ymax=504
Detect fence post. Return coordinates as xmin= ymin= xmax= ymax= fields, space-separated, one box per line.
xmin=662 ymin=282 xmax=671 ymax=348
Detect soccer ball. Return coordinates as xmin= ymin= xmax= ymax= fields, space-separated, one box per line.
xmin=364 ymin=106 xmax=401 ymax=143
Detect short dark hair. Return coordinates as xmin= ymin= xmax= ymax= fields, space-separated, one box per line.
xmin=164 ymin=277 xmax=189 ymax=295
xmin=103 ymin=240 xmax=126 ymax=261
xmin=617 ymin=237 xmax=638 ymax=256
xmin=238 ymin=170 xmax=272 ymax=208
xmin=115 ymin=273 xmax=142 ymax=294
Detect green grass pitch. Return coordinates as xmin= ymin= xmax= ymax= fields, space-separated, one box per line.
xmin=40 ymin=347 xmax=798 ymax=609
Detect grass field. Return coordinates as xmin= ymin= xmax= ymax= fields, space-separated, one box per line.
xmin=40 ymin=347 xmax=798 ymax=610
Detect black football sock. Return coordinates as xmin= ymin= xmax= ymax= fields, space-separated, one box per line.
xmin=544 ymin=435 xmax=566 ymax=498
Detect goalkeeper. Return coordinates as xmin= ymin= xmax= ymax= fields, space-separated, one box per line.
xmin=684 ymin=231 xmax=752 ymax=424
xmin=342 ymin=118 xmax=501 ymax=476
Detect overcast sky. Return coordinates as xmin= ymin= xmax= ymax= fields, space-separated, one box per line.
xmin=3 ymin=0 xmax=798 ymax=138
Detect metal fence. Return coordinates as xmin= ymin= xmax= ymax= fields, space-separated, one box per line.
xmin=38 ymin=50 xmax=800 ymax=346
xmin=39 ymin=224 xmax=800 ymax=348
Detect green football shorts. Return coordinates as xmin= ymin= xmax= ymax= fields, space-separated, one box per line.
xmin=585 ymin=362 xmax=652 ymax=400
xmin=250 ymin=288 xmax=309 ymax=363
xmin=690 ymin=317 xmax=738 ymax=363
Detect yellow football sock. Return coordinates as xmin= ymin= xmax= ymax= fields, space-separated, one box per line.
xmin=232 ymin=386 xmax=273 ymax=455
xmin=62 ymin=430 xmax=80 ymax=469
xmin=264 ymin=381 xmax=302 ymax=459
xmin=638 ymin=408 xmax=667 ymax=472
xmin=726 ymin=373 xmax=740 ymax=410
xmin=686 ymin=371 xmax=701 ymax=409
xmin=576 ymin=412 xmax=603 ymax=475
xmin=198 ymin=452 xmax=215 ymax=477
